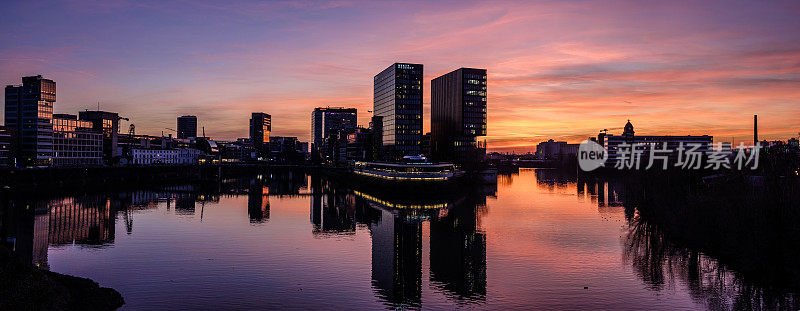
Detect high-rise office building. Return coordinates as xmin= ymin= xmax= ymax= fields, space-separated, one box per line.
xmin=0 ymin=126 xmax=13 ymax=167
xmin=250 ymin=112 xmax=271 ymax=155
xmin=177 ymin=115 xmax=198 ymax=139
xmin=4 ymin=75 xmax=56 ymax=166
xmin=311 ymin=107 xmax=357 ymax=149
xmin=374 ymin=63 xmax=423 ymax=160
xmin=431 ymin=68 xmax=487 ymax=163
xmin=311 ymin=107 xmax=357 ymax=162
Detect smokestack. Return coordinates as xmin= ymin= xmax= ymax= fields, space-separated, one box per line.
xmin=754 ymin=114 xmax=758 ymax=146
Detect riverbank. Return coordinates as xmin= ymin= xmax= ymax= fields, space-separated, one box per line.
xmin=0 ymin=164 xmax=323 ymax=193
xmin=0 ymin=245 xmax=124 ymax=310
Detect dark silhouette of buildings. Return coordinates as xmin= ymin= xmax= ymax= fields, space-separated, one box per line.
xmin=4 ymin=75 xmax=56 ymax=166
xmin=374 ymin=63 xmax=424 ymax=160
xmin=79 ymin=110 xmax=123 ymax=161
xmin=311 ymin=107 xmax=357 ymax=162
xmin=600 ymin=120 xmax=713 ymax=167
xmin=0 ymin=125 xmax=15 ymax=167
xmin=431 ymin=68 xmax=487 ymax=163
xmin=247 ymin=178 xmax=270 ymax=223
xmin=249 ymin=112 xmax=271 ymax=157
xmin=370 ymin=209 xmax=423 ymax=306
xmin=177 ymin=115 xmax=198 ymax=139
xmin=430 ymin=199 xmax=487 ymax=301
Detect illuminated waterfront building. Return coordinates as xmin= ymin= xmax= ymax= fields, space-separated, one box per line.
xmin=4 ymin=75 xmax=56 ymax=166
xmin=374 ymin=63 xmax=423 ymax=160
xmin=431 ymin=68 xmax=487 ymax=163
xmin=52 ymin=114 xmax=103 ymax=166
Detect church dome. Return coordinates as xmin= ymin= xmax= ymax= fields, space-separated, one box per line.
xmin=623 ymin=120 xmax=634 ymax=136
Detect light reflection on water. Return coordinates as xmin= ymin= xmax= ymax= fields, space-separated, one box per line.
xmin=1 ymin=169 xmax=796 ymax=310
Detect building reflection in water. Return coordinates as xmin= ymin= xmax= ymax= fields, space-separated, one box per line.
xmin=532 ymin=169 xmax=800 ymax=310
xmin=370 ymin=208 xmax=423 ymax=308
xmin=429 ymin=195 xmax=487 ymax=302
xmin=307 ymin=174 xmax=493 ymax=307
xmin=1 ymin=196 xmax=116 ymax=270
xmin=344 ymin=183 xmax=491 ymax=308
xmin=248 ymin=178 xmax=269 ymax=223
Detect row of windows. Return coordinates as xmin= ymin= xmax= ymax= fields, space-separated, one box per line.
xmin=465 ymin=79 xmax=486 ymax=85
xmin=465 ymin=90 xmax=486 ymax=96
xmin=53 ymin=151 xmax=102 ymax=157
xmin=464 ymin=107 xmax=486 ymax=113
xmin=395 ymin=84 xmax=421 ymax=90
xmin=463 ymin=73 xmax=486 ymax=80
xmin=395 ymin=94 xmax=421 ymax=100
xmin=464 ymin=84 xmax=486 ymax=91
xmin=396 ymin=114 xmax=421 ymax=120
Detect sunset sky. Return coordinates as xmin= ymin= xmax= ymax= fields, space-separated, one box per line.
xmin=2 ymin=0 xmax=798 ymax=152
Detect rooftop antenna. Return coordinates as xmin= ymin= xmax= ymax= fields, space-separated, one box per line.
xmin=202 ymin=126 xmax=205 ymax=138
xmin=97 ymin=102 xmax=100 ymax=110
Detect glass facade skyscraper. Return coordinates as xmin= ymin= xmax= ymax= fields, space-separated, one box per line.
xmin=374 ymin=63 xmax=423 ymax=160
xmin=431 ymin=68 xmax=487 ymax=163
xmin=4 ymin=75 xmax=56 ymax=166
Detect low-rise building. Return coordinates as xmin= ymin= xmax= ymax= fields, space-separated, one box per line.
xmin=52 ymin=114 xmax=103 ymax=167
xmin=535 ymin=139 xmax=579 ymax=160
xmin=600 ymin=121 xmax=713 ymax=168
xmin=130 ymin=148 xmax=203 ymax=165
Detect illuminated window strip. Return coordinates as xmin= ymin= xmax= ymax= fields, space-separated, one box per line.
xmin=352 ymin=190 xmax=447 ymax=209
xmin=353 ymin=170 xmax=449 ymax=181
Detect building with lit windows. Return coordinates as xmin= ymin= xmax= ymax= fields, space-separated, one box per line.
xmin=599 ymin=120 xmax=713 ymax=167
xmin=177 ymin=115 xmax=197 ymax=139
xmin=431 ymin=68 xmax=487 ymax=163
xmin=374 ymin=63 xmax=423 ymax=160
xmin=250 ymin=112 xmax=271 ymax=156
xmin=130 ymin=148 xmax=203 ymax=165
xmin=4 ymin=75 xmax=55 ymax=166
xmin=52 ymin=114 xmax=103 ymax=166
xmin=0 ymin=126 xmax=13 ymax=167
xmin=311 ymin=107 xmax=357 ymax=161
xmin=79 ymin=110 xmax=122 ymax=162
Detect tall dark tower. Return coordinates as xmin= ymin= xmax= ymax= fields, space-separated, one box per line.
xmin=754 ymin=114 xmax=758 ymax=146
xmin=177 ymin=115 xmax=198 ymax=139
xmin=374 ymin=63 xmax=423 ymax=160
xmin=250 ymin=112 xmax=271 ymax=156
xmin=431 ymin=68 xmax=487 ymax=163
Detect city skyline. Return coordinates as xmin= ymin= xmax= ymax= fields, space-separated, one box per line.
xmin=1 ymin=1 xmax=798 ymax=152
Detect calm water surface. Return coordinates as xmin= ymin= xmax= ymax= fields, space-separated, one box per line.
xmin=3 ymin=169 xmax=793 ymax=310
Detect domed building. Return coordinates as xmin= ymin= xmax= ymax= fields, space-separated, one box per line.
xmin=597 ymin=120 xmax=713 ymax=169
xmin=622 ymin=120 xmax=635 ymax=137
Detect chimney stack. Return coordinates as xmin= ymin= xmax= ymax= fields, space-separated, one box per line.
xmin=753 ymin=114 xmax=758 ymax=146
